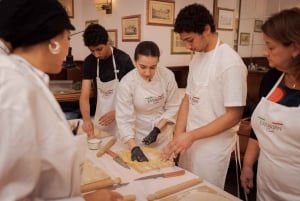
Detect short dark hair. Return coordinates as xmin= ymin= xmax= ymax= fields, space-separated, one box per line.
xmin=174 ymin=3 xmax=216 ymax=34
xmin=83 ymin=24 xmax=108 ymax=47
xmin=134 ymin=41 xmax=160 ymax=61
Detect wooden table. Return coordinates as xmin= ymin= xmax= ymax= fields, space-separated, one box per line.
xmin=72 ymin=119 xmax=242 ymax=201
xmin=50 ymin=80 xmax=94 ymax=102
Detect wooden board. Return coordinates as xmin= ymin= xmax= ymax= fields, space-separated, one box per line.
xmin=119 ymin=147 xmax=174 ymax=173
xmin=159 ymin=185 xmax=230 ymax=201
xmin=80 ymin=159 xmax=111 ymax=185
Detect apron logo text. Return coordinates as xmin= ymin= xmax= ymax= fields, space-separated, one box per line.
xmin=145 ymin=94 xmax=164 ymax=104
xmin=257 ymin=116 xmax=283 ymax=133
xmin=99 ymin=88 xmax=114 ymax=96
xmin=190 ymin=96 xmax=200 ymax=104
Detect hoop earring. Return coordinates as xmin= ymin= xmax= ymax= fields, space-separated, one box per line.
xmin=48 ymin=41 xmax=61 ymax=55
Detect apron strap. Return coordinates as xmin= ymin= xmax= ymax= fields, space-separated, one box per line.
xmin=111 ymin=46 xmax=119 ymax=82
xmin=96 ymin=46 xmax=119 ymax=82
xmin=233 ymin=133 xmax=249 ymax=201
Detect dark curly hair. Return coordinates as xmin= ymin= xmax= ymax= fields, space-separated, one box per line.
xmin=83 ymin=23 xmax=108 ymax=47
xmin=174 ymin=3 xmax=216 ymax=34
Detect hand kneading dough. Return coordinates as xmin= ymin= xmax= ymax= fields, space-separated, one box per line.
xmin=119 ymin=147 xmax=174 ymax=173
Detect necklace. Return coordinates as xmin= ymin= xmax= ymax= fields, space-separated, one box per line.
xmin=285 ymin=74 xmax=297 ymax=89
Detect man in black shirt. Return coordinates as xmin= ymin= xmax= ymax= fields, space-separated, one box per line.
xmin=80 ymin=24 xmax=134 ymax=137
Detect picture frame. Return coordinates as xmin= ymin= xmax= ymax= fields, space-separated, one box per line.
xmin=122 ymin=15 xmax=141 ymax=42
xmin=147 ymin=0 xmax=175 ymax=26
xmin=240 ymin=32 xmax=250 ymax=46
xmin=254 ymin=19 xmax=263 ymax=32
xmin=170 ymin=29 xmax=192 ymax=54
xmin=107 ymin=29 xmax=118 ymax=47
xmin=85 ymin=20 xmax=99 ymax=28
xmin=58 ymin=0 xmax=74 ymax=18
xmin=216 ymin=8 xmax=234 ymax=30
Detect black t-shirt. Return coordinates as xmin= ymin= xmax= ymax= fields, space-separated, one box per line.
xmin=250 ymin=68 xmax=300 ymax=139
xmin=82 ymin=47 xmax=134 ymax=84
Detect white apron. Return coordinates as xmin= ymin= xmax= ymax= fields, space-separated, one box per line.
xmin=94 ymin=47 xmax=119 ymax=135
xmin=252 ymin=74 xmax=300 ymax=201
xmin=134 ymin=70 xmax=174 ymax=151
xmin=179 ymin=39 xmax=236 ymax=189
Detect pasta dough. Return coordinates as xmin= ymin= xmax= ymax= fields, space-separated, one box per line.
xmin=80 ymin=160 xmax=110 ymax=185
xmin=119 ymin=147 xmax=174 ymax=173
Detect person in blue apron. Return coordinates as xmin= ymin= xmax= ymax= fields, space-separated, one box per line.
xmin=162 ymin=4 xmax=247 ymax=189
xmin=0 ymin=0 xmax=123 ymax=200
xmin=80 ymin=24 xmax=134 ymax=138
xmin=116 ymin=41 xmax=181 ymax=162
xmin=240 ymin=8 xmax=300 ymax=201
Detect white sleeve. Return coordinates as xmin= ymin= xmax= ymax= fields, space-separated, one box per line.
xmin=116 ymin=77 xmax=136 ymax=144
xmin=222 ymin=65 xmax=248 ymax=106
xmin=0 ymin=107 xmax=41 ymax=201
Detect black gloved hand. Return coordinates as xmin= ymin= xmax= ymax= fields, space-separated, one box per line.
xmin=142 ymin=127 xmax=161 ymax=145
xmin=131 ymin=146 xmax=149 ymax=162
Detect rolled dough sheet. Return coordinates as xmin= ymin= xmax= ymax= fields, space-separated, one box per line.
xmin=119 ymin=147 xmax=174 ymax=173
xmin=80 ymin=159 xmax=111 ymax=185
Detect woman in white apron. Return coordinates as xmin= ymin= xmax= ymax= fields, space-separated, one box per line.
xmin=162 ymin=4 xmax=247 ymax=189
xmin=116 ymin=41 xmax=180 ymax=162
xmin=240 ymin=8 xmax=300 ymax=200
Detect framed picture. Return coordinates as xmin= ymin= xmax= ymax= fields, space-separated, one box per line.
xmin=122 ymin=15 xmax=141 ymax=42
xmin=170 ymin=29 xmax=192 ymax=54
xmin=107 ymin=29 xmax=118 ymax=47
xmin=240 ymin=32 xmax=250 ymax=46
xmin=58 ymin=0 xmax=74 ymax=18
xmin=147 ymin=0 xmax=175 ymax=26
xmin=85 ymin=20 xmax=99 ymax=28
xmin=254 ymin=19 xmax=263 ymax=32
xmin=216 ymin=8 xmax=234 ymax=30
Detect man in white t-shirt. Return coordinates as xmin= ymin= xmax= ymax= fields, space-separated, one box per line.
xmin=162 ymin=3 xmax=247 ymax=189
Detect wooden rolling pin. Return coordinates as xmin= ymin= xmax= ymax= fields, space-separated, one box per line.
xmin=117 ymin=194 xmax=136 ymax=201
xmin=81 ymin=177 xmax=121 ymax=193
xmin=96 ymin=136 xmax=117 ymax=157
xmin=146 ymin=177 xmax=203 ymax=201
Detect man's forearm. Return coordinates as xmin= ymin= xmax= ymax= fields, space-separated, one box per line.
xmin=79 ymin=97 xmax=91 ymax=121
xmin=174 ymin=95 xmax=189 ymax=136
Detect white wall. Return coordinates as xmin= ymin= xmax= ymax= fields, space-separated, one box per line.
xmin=69 ymin=0 xmax=237 ymax=67
xmin=238 ymin=0 xmax=300 ymax=57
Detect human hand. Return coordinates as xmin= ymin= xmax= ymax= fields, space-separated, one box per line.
xmin=131 ymin=146 xmax=149 ymax=162
xmin=142 ymin=127 xmax=160 ymax=145
xmin=240 ymin=166 xmax=254 ymax=194
xmin=83 ymin=189 xmax=123 ymax=201
xmin=99 ymin=111 xmax=115 ymax=126
xmin=82 ymin=120 xmax=95 ymax=138
xmin=161 ymin=132 xmax=192 ymax=160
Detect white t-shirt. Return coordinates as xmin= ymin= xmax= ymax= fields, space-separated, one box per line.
xmin=187 ymin=43 xmax=247 ymax=120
